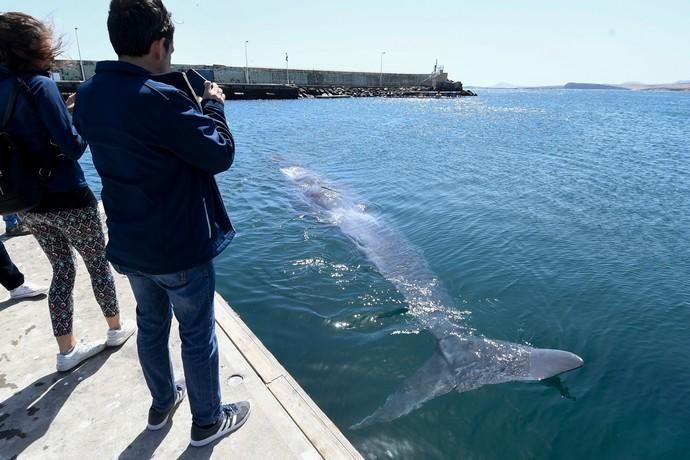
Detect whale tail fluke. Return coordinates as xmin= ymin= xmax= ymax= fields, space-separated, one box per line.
xmin=351 ymin=344 xmax=463 ymax=430
xmin=352 ymin=339 xmax=584 ymax=429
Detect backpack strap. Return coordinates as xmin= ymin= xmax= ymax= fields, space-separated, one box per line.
xmin=2 ymin=77 xmax=58 ymax=182
xmin=1 ymin=80 xmax=21 ymax=129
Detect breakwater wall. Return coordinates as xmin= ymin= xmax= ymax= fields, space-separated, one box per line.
xmin=55 ymin=60 xmax=476 ymax=99
xmin=56 ymin=60 xmax=434 ymax=88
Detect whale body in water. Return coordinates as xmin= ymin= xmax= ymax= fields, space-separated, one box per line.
xmin=281 ymin=165 xmax=583 ymax=427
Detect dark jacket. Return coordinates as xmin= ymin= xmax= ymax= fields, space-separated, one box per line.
xmin=73 ymin=61 xmax=235 ymax=274
xmin=0 ymin=64 xmax=89 ymax=194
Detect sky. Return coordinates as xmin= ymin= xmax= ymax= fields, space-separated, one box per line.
xmin=4 ymin=0 xmax=689 ymax=87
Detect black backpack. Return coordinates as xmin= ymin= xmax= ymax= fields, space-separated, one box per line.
xmin=0 ymin=78 xmax=54 ymax=213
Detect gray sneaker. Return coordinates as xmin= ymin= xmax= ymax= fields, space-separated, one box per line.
xmin=147 ymin=381 xmax=186 ymax=430
xmin=190 ymin=401 xmax=251 ymax=447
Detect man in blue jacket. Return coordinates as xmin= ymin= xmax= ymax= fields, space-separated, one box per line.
xmin=73 ymin=0 xmax=250 ymax=447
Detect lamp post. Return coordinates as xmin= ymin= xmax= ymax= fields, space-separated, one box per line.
xmin=379 ymin=51 xmax=386 ymax=87
xmin=244 ymin=40 xmax=250 ymax=84
xmin=74 ymin=27 xmax=85 ymax=81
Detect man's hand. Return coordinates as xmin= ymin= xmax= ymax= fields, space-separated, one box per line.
xmin=202 ymin=81 xmax=226 ymax=103
xmin=65 ymin=92 xmax=76 ymax=112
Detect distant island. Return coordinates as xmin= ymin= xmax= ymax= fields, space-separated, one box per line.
xmin=472 ymin=81 xmax=690 ymax=92
xmin=619 ymin=81 xmax=690 ymax=91
xmin=563 ymin=82 xmax=628 ymax=90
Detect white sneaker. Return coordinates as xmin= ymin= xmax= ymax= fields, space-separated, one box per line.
xmin=56 ymin=340 xmax=106 ymax=372
xmin=106 ymin=319 xmax=136 ymax=347
xmin=9 ymin=282 xmax=48 ymax=299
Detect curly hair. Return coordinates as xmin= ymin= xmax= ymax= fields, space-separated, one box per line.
xmin=0 ymin=12 xmax=63 ymax=72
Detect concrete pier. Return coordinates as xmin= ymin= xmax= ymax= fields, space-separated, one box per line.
xmin=54 ymin=81 xmax=300 ymax=101
xmin=0 ymin=216 xmax=362 ymax=459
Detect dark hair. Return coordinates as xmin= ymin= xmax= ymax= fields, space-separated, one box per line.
xmin=0 ymin=12 xmax=63 ymax=72
xmin=107 ymin=0 xmax=175 ymax=57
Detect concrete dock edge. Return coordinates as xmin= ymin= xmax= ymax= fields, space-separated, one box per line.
xmin=0 ymin=216 xmax=363 ymax=459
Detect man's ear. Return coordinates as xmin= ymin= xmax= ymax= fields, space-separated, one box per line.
xmin=149 ymin=38 xmax=166 ymax=61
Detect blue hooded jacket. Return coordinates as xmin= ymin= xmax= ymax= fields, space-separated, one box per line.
xmin=73 ymin=61 xmax=236 ymax=274
xmin=0 ymin=65 xmax=89 ymax=194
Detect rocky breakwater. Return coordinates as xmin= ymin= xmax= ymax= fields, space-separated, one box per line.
xmin=298 ymin=77 xmax=477 ymax=99
xmin=298 ymin=86 xmax=477 ymax=98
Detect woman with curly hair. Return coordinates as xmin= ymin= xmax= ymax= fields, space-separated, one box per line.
xmin=0 ymin=12 xmax=135 ymax=371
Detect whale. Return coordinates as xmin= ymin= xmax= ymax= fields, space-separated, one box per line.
xmin=281 ymin=165 xmax=583 ymax=428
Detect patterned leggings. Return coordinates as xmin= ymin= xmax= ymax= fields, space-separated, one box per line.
xmin=21 ymin=205 xmax=118 ymax=336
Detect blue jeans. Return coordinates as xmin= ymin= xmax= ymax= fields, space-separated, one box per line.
xmin=114 ymin=261 xmax=221 ymax=426
xmin=0 ymin=241 xmax=23 ymax=291
xmin=3 ymin=214 xmax=19 ymax=229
